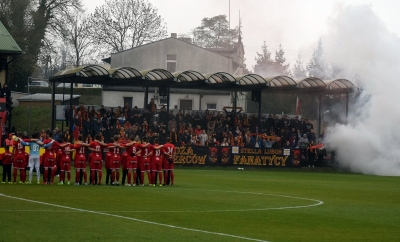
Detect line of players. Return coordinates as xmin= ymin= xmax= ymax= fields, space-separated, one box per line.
xmin=4 ymin=133 xmax=176 ymax=186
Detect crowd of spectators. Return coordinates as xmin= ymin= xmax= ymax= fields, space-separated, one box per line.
xmin=34 ymin=98 xmax=320 ymax=151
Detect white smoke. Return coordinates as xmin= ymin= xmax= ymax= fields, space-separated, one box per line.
xmin=323 ymin=5 xmax=400 ymax=176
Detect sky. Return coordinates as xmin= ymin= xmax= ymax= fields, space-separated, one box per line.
xmin=82 ymin=0 xmax=400 ymax=70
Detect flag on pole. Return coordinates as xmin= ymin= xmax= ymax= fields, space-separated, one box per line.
xmin=296 ymin=96 xmax=301 ymax=115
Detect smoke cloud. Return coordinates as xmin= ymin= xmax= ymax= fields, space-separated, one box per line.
xmin=323 ymin=5 xmax=400 ymax=176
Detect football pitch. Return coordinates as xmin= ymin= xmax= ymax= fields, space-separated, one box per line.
xmin=0 ymin=168 xmax=399 ymax=242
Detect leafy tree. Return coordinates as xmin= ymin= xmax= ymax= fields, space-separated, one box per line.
xmin=87 ymin=0 xmax=167 ymax=54
xmin=192 ymin=15 xmax=240 ymax=48
xmin=0 ymin=0 xmax=82 ymax=91
xmin=292 ymin=53 xmax=307 ymax=79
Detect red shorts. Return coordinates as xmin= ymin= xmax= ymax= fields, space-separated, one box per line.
xmin=140 ymin=157 xmax=150 ymax=172
xmin=13 ymin=153 xmax=26 ymax=169
xmin=43 ymin=154 xmax=55 ymax=168
xmin=111 ymin=155 xmax=121 ymax=169
xmin=162 ymin=158 xmax=174 ymax=170
xmin=127 ymin=160 xmax=137 ymax=170
xmin=89 ymin=153 xmax=102 ymax=171
xmin=75 ymin=155 xmax=86 ymax=169
xmin=151 ymin=161 xmax=162 ymax=172
xmin=60 ymin=160 xmax=71 ymax=171
xmin=123 ymin=153 xmax=137 ymax=170
xmin=151 ymin=157 xmax=162 ymax=171
xmin=24 ymin=152 xmax=29 ymax=163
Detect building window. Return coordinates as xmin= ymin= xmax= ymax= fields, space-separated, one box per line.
xmin=206 ymin=103 xmax=217 ymax=110
xmin=166 ymin=54 xmax=177 ymax=72
xmin=160 ymin=98 xmax=168 ymax=106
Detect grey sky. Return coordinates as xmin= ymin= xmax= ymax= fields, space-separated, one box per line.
xmin=83 ymin=0 xmax=400 ymax=70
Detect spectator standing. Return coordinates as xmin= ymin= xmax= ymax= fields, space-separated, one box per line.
xmin=308 ymin=129 xmax=316 ymax=143
xmin=147 ymin=98 xmax=157 ymax=115
xmin=158 ymin=106 xmax=168 ymax=126
xmin=199 ymin=130 xmax=208 ymax=146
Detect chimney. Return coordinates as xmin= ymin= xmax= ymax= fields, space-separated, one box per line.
xmin=171 ymin=33 xmax=177 ymax=38
xmin=180 ymin=38 xmax=192 ymax=44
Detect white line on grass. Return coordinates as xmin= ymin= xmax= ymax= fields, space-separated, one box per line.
xmin=0 ymin=189 xmax=324 ymax=214
xmin=0 ymin=193 xmax=269 ymax=242
xmin=95 ymin=188 xmax=324 ymax=213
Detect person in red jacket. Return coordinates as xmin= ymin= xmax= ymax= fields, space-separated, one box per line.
xmin=2 ymin=146 xmax=12 ymax=183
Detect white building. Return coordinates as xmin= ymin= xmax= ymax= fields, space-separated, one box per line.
xmin=102 ymin=34 xmax=247 ymax=111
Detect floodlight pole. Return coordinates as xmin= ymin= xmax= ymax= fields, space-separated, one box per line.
xmin=317 ymin=95 xmax=322 ymax=143
xmin=166 ymin=85 xmax=170 ymax=132
xmin=69 ymin=83 xmax=74 ymax=142
xmin=345 ymin=93 xmax=349 ymax=124
xmin=51 ymin=81 xmax=56 ymax=131
xmin=258 ymin=98 xmax=262 ymax=132
xmin=62 ymin=83 xmax=65 ymax=133
xmin=233 ymin=91 xmax=237 ymax=116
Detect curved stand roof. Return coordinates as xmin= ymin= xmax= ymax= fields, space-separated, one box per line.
xmin=50 ymin=65 xmax=355 ymax=94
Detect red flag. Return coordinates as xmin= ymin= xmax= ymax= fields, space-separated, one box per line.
xmin=296 ymin=96 xmax=301 ymax=115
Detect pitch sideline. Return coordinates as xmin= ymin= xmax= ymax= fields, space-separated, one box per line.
xmin=0 ymin=193 xmax=269 ymax=242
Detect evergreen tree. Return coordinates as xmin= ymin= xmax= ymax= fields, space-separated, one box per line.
xmin=306 ymin=39 xmax=329 ymax=79
xmin=275 ymin=44 xmax=290 ymax=75
xmin=292 ymin=53 xmax=307 ymax=79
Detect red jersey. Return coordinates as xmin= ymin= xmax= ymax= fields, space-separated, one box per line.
xmin=140 ymin=143 xmax=153 ymax=159
xmin=163 ymin=143 xmax=176 ymax=158
xmin=12 ymin=140 xmax=25 ymax=155
xmin=74 ymin=143 xmax=86 ymax=157
xmin=61 ymin=144 xmax=74 ymax=160
xmin=89 ymin=141 xmax=102 ymax=153
xmin=2 ymin=150 xmax=12 ymax=164
xmin=107 ymin=143 xmax=121 ymax=157
xmin=126 ymin=143 xmax=140 ymax=155
xmin=153 ymin=145 xmax=164 ymax=159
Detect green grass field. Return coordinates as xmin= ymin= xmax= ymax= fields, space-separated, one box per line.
xmin=0 ymin=168 xmax=399 ymax=242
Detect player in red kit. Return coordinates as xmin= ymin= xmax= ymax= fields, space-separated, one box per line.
xmin=163 ymin=137 xmax=176 ymax=186
xmin=58 ymin=137 xmax=75 ymax=185
xmin=42 ymin=133 xmax=59 ymax=184
xmin=74 ymin=135 xmax=90 ymax=185
xmin=11 ymin=135 xmax=28 ymax=184
xmin=140 ymin=136 xmax=153 ymax=186
xmin=88 ymin=134 xmax=106 ymax=185
xmin=121 ymin=136 xmax=140 ymax=186
xmin=105 ymin=141 xmax=114 ymax=185
xmin=151 ymin=138 xmax=164 ymax=186
xmin=107 ymin=135 xmax=124 ymax=186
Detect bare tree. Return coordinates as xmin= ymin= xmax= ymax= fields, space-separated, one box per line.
xmin=38 ymin=34 xmax=65 ymax=78
xmin=58 ymin=12 xmax=93 ymax=67
xmin=87 ymin=0 xmax=167 ymax=54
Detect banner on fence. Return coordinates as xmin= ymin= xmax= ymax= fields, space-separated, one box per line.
xmin=175 ymin=146 xmax=293 ymax=167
